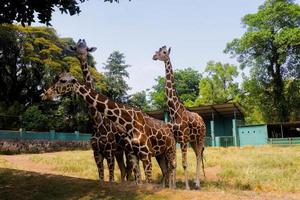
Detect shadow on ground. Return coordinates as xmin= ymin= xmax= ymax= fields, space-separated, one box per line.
xmin=0 ymin=168 xmax=156 ymax=200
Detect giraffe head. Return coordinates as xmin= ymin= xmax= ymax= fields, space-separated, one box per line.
xmin=152 ymin=46 xmax=171 ymax=62
xmin=42 ymin=73 xmax=78 ymax=101
xmin=70 ymin=39 xmax=97 ymax=63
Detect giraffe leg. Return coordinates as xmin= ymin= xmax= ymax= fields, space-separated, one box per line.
xmin=165 ymin=152 xmax=177 ymax=189
xmin=129 ymin=153 xmax=141 ymax=184
xmin=115 ymin=151 xmax=126 ymax=182
xmin=141 ymin=153 xmax=152 ymax=183
xmin=180 ymin=143 xmax=190 ymax=190
xmin=106 ymin=155 xmax=115 ymax=182
xmin=93 ymin=151 xmax=104 ymax=183
xmin=155 ymin=155 xmax=167 ymax=188
xmin=125 ymin=151 xmax=133 ymax=181
xmin=191 ymin=142 xmax=204 ymax=190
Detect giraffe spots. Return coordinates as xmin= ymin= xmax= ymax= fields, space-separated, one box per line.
xmin=120 ymin=110 xmax=131 ymax=121
xmin=79 ymin=86 xmax=87 ymax=94
xmin=85 ymin=95 xmax=94 ymax=104
xmin=125 ymin=123 xmax=133 ymax=130
xmin=135 ymin=112 xmax=145 ymax=124
xmin=156 ymin=132 xmax=162 ymax=140
xmin=113 ymin=109 xmax=120 ymax=116
xmin=107 ymin=132 xmax=114 ymax=141
xmin=166 ymin=81 xmax=172 ymax=88
xmin=96 ymin=103 xmax=105 ymax=112
xmin=107 ymin=110 xmax=113 ymax=116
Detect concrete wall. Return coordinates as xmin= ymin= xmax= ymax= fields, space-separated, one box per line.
xmin=0 ymin=139 xmax=91 ymax=154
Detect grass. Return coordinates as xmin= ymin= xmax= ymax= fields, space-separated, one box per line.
xmin=1 ymin=145 xmax=300 ymax=200
xmin=28 ymin=145 xmax=300 ymax=192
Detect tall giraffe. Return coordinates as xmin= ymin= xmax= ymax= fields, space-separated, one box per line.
xmin=42 ymin=73 xmax=176 ymax=188
xmin=153 ymin=46 xmax=206 ymax=190
xmin=68 ymin=39 xmax=129 ymax=182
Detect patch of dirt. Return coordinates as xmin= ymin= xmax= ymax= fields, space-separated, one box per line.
xmin=1 ymin=154 xmax=55 ymax=174
xmin=204 ymin=166 xmax=221 ymax=181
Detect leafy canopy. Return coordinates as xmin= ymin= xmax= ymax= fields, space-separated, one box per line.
xmin=0 ymin=0 xmax=129 ymax=26
xmin=225 ymin=0 xmax=300 ymax=122
xmin=194 ymin=61 xmax=239 ymax=106
xmin=103 ymin=51 xmax=131 ymax=103
xmin=150 ymin=68 xmax=202 ymax=110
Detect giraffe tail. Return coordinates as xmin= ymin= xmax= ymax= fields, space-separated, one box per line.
xmin=201 ymin=147 xmax=206 ymax=178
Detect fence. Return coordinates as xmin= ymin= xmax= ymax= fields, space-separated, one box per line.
xmin=0 ymin=130 xmax=92 ymax=141
xmin=205 ymin=137 xmax=212 ymax=147
xmin=215 ymin=136 xmax=234 ymax=147
xmin=267 ymin=137 xmax=300 ymax=145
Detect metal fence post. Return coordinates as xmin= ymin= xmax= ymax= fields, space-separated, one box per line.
xmin=210 ymin=120 xmax=215 ymax=147
xmin=75 ymin=131 xmax=80 ymax=140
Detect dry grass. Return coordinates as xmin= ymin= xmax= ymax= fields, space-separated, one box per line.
xmin=28 ymin=145 xmax=300 ymax=192
xmin=1 ymin=145 xmax=300 ymax=200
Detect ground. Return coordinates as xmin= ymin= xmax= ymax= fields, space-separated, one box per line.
xmin=0 ymin=145 xmax=300 ymax=200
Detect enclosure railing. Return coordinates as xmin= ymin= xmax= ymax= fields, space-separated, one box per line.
xmin=268 ymin=137 xmax=300 ymax=145
xmin=0 ymin=130 xmax=91 ymax=141
xmin=205 ymin=137 xmax=212 ymax=147
xmin=215 ymin=136 xmax=234 ymax=147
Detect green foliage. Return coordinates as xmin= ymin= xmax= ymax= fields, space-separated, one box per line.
xmin=0 ymin=24 xmax=104 ymax=132
xmin=225 ymin=0 xmax=300 ymax=122
xmin=128 ymin=90 xmax=151 ymax=111
xmin=238 ymin=75 xmax=266 ymax=124
xmin=193 ymin=61 xmax=239 ymax=106
xmin=150 ymin=68 xmax=202 ymax=110
xmin=103 ymin=51 xmax=131 ymax=103
xmin=23 ymin=105 xmax=49 ymax=131
xmin=0 ymin=0 xmax=128 ymax=26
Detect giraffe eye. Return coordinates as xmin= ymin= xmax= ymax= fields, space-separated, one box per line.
xmin=60 ymin=79 xmax=67 ymax=83
xmin=163 ymin=51 xmax=167 ymax=54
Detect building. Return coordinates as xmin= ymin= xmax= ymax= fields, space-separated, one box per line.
xmin=147 ymin=103 xmax=300 ymax=146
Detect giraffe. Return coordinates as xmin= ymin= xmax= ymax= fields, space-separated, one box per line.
xmin=69 ymin=39 xmax=133 ymax=182
xmin=47 ymin=39 xmax=130 ymax=183
xmin=42 ymin=73 xmax=176 ymax=188
xmin=153 ymin=46 xmax=206 ymax=190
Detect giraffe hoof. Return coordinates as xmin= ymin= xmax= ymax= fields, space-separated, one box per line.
xmin=194 ymin=185 xmax=201 ymax=190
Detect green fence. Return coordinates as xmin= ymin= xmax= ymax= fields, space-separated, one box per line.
xmin=205 ymin=137 xmax=212 ymax=147
xmin=215 ymin=136 xmax=234 ymax=147
xmin=0 ymin=130 xmax=92 ymax=141
xmin=268 ymin=137 xmax=300 ymax=145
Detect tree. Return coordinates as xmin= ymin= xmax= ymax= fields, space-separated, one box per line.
xmin=0 ymin=24 xmax=105 ymax=132
xmin=23 ymin=105 xmax=49 ymax=131
xmin=225 ymin=0 xmax=300 ymax=122
xmin=0 ymin=0 xmax=127 ymax=26
xmin=150 ymin=68 xmax=202 ymax=110
xmin=194 ymin=61 xmax=240 ymax=105
xmin=128 ymin=90 xmax=151 ymax=111
xmin=103 ymin=51 xmax=131 ymax=103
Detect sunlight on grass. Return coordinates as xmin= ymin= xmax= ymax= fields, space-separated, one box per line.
xmin=29 ymin=145 xmax=300 ymax=192
xmin=0 ymin=157 xmax=12 ymax=168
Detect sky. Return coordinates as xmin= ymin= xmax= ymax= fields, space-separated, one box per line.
xmin=46 ymin=0 xmax=268 ymax=94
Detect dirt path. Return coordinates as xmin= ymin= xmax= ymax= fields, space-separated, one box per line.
xmin=1 ymin=154 xmax=56 ymax=174
xmin=1 ymin=153 xmax=221 ymax=181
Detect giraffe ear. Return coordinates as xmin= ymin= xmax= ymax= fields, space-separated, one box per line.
xmin=69 ymin=46 xmax=76 ymax=51
xmin=88 ymin=47 xmax=97 ymax=52
xmin=71 ymin=78 xmax=77 ymax=83
xmin=168 ymin=47 xmax=171 ymax=55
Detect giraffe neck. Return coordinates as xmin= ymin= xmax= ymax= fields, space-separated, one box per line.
xmin=164 ymin=58 xmax=185 ymax=118
xmin=80 ymin=60 xmax=94 ymax=89
xmin=73 ymin=83 xmax=135 ymax=124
